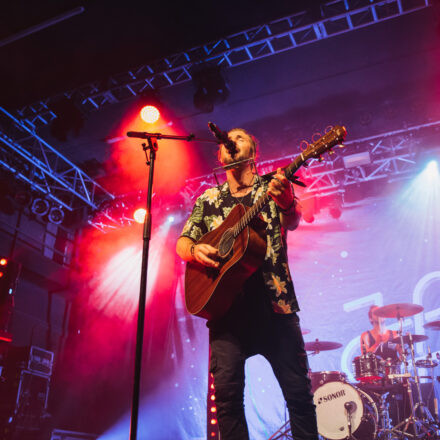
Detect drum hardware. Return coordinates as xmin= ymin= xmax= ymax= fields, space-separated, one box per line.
xmin=373 ymin=303 xmax=424 ymax=319
xmin=313 ymin=381 xmax=378 ymax=440
xmin=309 ymin=371 xmax=347 ymax=391
xmin=390 ymin=334 xmax=429 ymax=345
xmin=423 ymin=320 xmax=440 ymax=331
xmin=344 ymin=401 xmax=356 ymax=439
xmin=353 ymin=352 xmax=384 ymax=383
xmin=386 ymin=372 xmax=411 ymax=380
xmin=304 ymin=339 xmax=342 ymax=355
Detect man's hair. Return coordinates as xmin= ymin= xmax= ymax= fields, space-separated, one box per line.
xmin=368 ymin=305 xmax=378 ymax=324
xmin=217 ymin=128 xmax=259 ymax=163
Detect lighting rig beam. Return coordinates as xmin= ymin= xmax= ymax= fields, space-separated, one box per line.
xmin=16 ymin=0 xmax=431 ymax=128
xmin=184 ymin=120 xmax=440 ymax=205
xmin=0 ymin=106 xmax=118 ymax=229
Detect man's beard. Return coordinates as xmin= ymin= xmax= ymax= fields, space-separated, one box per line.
xmin=221 ymin=150 xmax=249 ymax=166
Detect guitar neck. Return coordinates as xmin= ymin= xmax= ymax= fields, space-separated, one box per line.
xmin=232 ymin=155 xmax=304 ymax=238
xmin=233 ymin=192 xmax=269 ymax=238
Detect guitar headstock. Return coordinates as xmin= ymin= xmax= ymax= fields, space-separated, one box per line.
xmin=303 ymin=125 xmax=347 ymax=162
xmin=283 ymin=125 xmax=347 ymax=182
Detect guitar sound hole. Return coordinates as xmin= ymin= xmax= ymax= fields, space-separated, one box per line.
xmin=218 ymin=229 xmax=235 ymax=258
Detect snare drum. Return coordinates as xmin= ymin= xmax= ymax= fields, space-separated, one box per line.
xmin=314 ymin=381 xmax=378 ymax=440
xmin=309 ymin=371 xmax=347 ymax=391
xmin=353 ymin=352 xmax=384 ymax=382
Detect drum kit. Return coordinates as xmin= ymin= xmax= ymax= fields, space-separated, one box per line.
xmin=270 ymin=303 xmax=440 ymax=440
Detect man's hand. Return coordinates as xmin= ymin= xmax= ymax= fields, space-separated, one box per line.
xmin=193 ymin=244 xmax=219 ymax=268
xmin=268 ymin=168 xmax=295 ymax=211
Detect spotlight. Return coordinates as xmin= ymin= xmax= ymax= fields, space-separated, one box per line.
xmin=329 ymin=206 xmax=342 ymax=219
xmin=48 ymin=206 xmax=65 ymax=225
xmin=140 ymin=105 xmax=160 ymax=124
xmin=303 ymin=212 xmax=315 ymax=223
xmin=31 ymin=198 xmax=50 ymax=216
xmin=426 ymin=160 xmax=438 ymax=177
xmin=167 ymin=215 xmax=175 ymax=224
xmin=133 ymin=208 xmax=146 ymax=224
xmin=0 ymin=258 xmax=7 ymax=266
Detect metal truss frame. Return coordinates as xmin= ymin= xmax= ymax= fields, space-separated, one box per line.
xmin=182 ymin=120 xmax=440 ymax=205
xmin=0 ymin=106 xmax=118 ymax=228
xmin=84 ymin=120 xmax=440 ymax=232
xmin=17 ymin=0 xmax=430 ymax=128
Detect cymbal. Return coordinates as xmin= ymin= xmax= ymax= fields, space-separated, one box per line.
xmin=301 ymin=328 xmax=311 ymax=335
xmin=415 ymin=359 xmax=438 ymax=369
xmin=304 ymin=340 xmax=342 ymax=352
xmin=424 ymin=320 xmax=440 ymax=331
xmin=391 ymin=334 xmax=428 ymax=345
xmin=374 ymin=303 xmax=424 ymax=318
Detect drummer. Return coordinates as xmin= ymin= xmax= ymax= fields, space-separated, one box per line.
xmin=360 ymin=305 xmax=401 ymax=361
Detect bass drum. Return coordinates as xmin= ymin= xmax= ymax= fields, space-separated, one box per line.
xmin=309 ymin=371 xmax=347 ymax=391
xmin=313 ymin=381 xmax=378 ymax=440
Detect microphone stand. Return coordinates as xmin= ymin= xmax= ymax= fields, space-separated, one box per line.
xmin=127 ymin=131 xmax=216 ymax=440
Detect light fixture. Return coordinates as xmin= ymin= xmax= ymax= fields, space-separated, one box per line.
xmin=192 ymin=65 xmax=229 ymax=113
xmin=48 ymin=206 xmax=65 ymax=225
xmin=31 ymin=198 xmax=50 ymax=216
xmin=140 ymin=105 xmax=160 ymax=124
xmin=133 ymin=208 xmax=147 ymax=224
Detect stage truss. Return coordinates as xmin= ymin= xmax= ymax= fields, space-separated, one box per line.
xmin=16 ymin=0 xmax=430 ymax=129
xmin=0 ymin=106 xmax=118 ymax=230
xmin=181 ymin=120 xmax=440 ymax=205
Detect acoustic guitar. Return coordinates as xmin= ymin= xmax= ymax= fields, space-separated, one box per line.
xmin=185 ymin=125 xmax=347 ymax=320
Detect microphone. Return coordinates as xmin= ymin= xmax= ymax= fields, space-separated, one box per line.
xmin=126 ymin=131 xmax=156 ymax=139
xmin=208 ymin=122 xmax=238 ymax=157
xmin=344 ymin=401 xmax=356 ymax=414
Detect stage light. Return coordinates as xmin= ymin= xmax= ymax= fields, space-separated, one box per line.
xmin=140 ymin=105 xmax=160 ymax=124
xmin=167 ymin=215 xmax=175 ymax=223
xmin=31 ymin=198 xmax=50 ymax=216
xmin=192 ymin=65 xmax=229 ymax=113
xmin=133 ymin=208 xmax=147 ymax=224
xmin=425 ymin=160 xmax=438 ymax=177
xmin=303 ymin=213 xmax=315 ymax=223
xmin=0 ymin=258 xmax=7 ymax=266
xmin=329 ymin=206 xmax=342 ymax=219
xmin=48 ymin=206 xmax=65 ymax=225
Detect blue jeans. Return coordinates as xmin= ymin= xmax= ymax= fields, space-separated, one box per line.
xmin=208 ymin=280 xmax=318 ymax=440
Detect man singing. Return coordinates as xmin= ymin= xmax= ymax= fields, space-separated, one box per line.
xmin=176 ymin=128 xmax=318 ymax=440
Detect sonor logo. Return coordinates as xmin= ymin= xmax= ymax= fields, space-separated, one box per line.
xmin=317 ymin=389 xmax=346 ymax=404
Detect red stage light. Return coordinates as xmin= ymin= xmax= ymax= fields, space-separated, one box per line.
xmin=140 ymin=105 xmax=160 ymax=124
xmin=0 ymin=272 xmax=4 ymax=278
xmin=210 ymin=406 xmax=217 ymax=413
xmin=133 ymin=208 xmax=147 ymax=224
xmin=210 ymin=395 xmax=215 ymax=401
xmin=210 ymin=419 xmax=218 ymax=425
xmin=0 ymin=258 xmax=7 ymax=266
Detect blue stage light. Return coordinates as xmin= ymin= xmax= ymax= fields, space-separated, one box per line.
xmin=425 ymin=160 xmax=438 ymax=177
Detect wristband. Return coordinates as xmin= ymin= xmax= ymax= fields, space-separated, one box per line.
xmin=280 ymin=198 xmax=296 ymax=215
xmin=190 ymin=243 xmax=196 ymax=258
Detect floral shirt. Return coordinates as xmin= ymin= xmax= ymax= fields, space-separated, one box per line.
xmin=180 ymin=178 xmax=299 ymax=315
